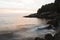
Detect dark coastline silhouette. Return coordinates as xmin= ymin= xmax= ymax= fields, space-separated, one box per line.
xmin=24 ymin=0 xmax=60 ymax=40
xmin=24 ymin=13 xmax=37 ymax=18
xmin=0 ymin=0 xmax=60 ymax=40
xmin=24 ymin=0 xmax=60 ymax=19
xmin=24 ymin=0 xmax=60 ymax=30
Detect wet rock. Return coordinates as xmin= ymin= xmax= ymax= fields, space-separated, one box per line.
xmin=45 ymin=34 xmax=54 ymax=40
xmin=34 ymin=37 xmax=44 ymax=40
xmin=47 ymin=19 xmax=59 ymax=29
xmin=0 ymin=32 xmax=13 ymax=38
xmin=54 ymin=32 xmax=60 ymax=40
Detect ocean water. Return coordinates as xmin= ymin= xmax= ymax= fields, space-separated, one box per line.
xmin=0 ymin=13 xmax=55 ymax=40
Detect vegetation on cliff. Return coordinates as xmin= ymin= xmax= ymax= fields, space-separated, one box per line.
xmin=24 ymin=0 xmax=60 ymax=20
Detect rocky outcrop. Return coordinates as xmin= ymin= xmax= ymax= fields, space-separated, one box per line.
xmin=24 ymin=3 xmax=56 ymax=19
xmin=34 ymin=37 xmax=44 ymax=40
xmin=45 ymin=34 xmax=54 ymax=40
xmin=24 ymin=0 xmax=60 ymax=40
xmin=37 ymin=3 xmax=56 ymax=14
xmin=24 ymin=0 xmax=60 ymax=29
xmin=24 ymin=13 xmax=37 ymax=18
xmin=54 ymin=32 xmax=60 ymax=40
xmin=24 ymin=0 xmax=60 ymax=20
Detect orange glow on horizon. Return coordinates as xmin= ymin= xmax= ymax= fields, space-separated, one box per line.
xmin=0 ymin=8 xmax=37 ymax=14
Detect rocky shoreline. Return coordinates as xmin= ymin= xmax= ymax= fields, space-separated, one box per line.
xmin=0 ymin=0 xmax=60 ymax=40
xmin=24 ymin=0 xmax=60 ymax=20
xmin=24 ymin=0 xmax=60 ymax=40
xmin=24 ymin=0 xmax=60 ymax=31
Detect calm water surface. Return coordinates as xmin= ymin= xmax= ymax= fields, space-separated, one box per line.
xmin=0 ymin=13 xmax=55 ymax=40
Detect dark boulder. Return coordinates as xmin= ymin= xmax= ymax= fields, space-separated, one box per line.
xmin=45 ymin=34 xmax=54 ymax=40
xmin=34 ymin=37 xmax=44 ymax=40
xmin=0 ymin=32 xmax=13 ymax=38
xmin=54 ymin=32 xmax=60 ymax=40
xmin=47 ymin=19 xmax=59 ymax=29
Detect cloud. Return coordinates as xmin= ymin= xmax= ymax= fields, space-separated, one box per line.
xmin=0 ymin=0 xmax=55 ymax=9
xmin=0 ymin=1 xmax=24 ymax=8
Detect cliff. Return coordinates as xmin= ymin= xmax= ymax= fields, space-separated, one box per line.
xmin=24 ymin=0 xmax=60 ymax=20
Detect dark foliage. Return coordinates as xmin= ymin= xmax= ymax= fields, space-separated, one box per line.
xmin=24 ymin=0 xmax=60 ymax=20
xmin=37 ymin=3 xmax=56 ymax=14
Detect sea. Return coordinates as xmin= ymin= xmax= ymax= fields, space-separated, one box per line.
xmin=0 ymin=13 xmax=56 ymax=40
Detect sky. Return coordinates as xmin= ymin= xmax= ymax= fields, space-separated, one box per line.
xmin=0 ymin=0 xmax=55 ymax=13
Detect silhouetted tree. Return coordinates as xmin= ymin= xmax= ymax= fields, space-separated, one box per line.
xmin=24 ymin=0 xmax=60 ymax=20
xmin=37 ymin=3 xmax=55 ymax=14
xmin=54 ymin=0 xmax=60 ymax=13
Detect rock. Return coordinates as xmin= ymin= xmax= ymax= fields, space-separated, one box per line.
xmin=55 ymin=0 xmax=60 ymax=3
xmin=36 ymin=25 xmax=54 ymax=30
xmin=37 ymin=12 xmax=56 ymax=19
xmin=47 ymin=19 xmax=59 ymax=29
xmin=54 ymin=32 xmax=60 ymax=40
xmin=34 ymin=37 xmax=44 ymax=40
xmin=37 ymin=3 xmax=55 ymax=14
xmin=45 ymin=34 xmax=54 ymax=40
xmin=24 ymin=0 xmax=60 ymax=20
xmin=37 ymin=0 xmax=60 ymax=17
xmin=0 ymin=32 xmax=13 ymax=38
xmin=24 ymin=13 xmax=37 ymax=18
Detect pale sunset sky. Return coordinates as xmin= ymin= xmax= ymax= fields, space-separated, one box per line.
xmin=0 ymin=0 xmax=55 ymax=14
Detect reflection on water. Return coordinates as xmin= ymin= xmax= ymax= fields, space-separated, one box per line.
xmin=0 ymin=14 xmax=55 ymax=40
xmin=0 ymin=13 xmax=48 ymax=26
